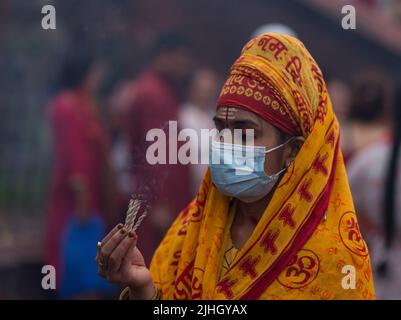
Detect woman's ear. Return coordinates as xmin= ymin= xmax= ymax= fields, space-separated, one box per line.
xmin=285 ymin=136 xmax=305 ymax=167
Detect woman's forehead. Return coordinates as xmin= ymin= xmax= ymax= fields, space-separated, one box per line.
xmin=214 ymin=106 xmax=278 ymax=133
xmin=215 ymin=106 xmax=259 ymax=121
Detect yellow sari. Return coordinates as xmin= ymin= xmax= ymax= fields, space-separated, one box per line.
xmin=149 ymin=33 xmax=375 ymax=299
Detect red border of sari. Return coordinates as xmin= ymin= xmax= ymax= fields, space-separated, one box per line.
xmin=239 ymin=136 xmax=339 ymax=299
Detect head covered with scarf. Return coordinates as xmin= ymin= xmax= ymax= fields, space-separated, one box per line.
xmin=150 ymin=33 xmax=375 ymax=299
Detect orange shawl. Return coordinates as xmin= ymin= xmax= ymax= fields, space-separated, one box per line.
xmin=149 ymin=33 xmax=375 ymax=300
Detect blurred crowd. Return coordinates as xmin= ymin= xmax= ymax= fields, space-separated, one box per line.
xmin=357 ymin=0 xmax=401 ymax=21
xmin=331 ymin=71 xmax=401 ymax=299
xmin=45 ymin=33 xmax=221 ymax=298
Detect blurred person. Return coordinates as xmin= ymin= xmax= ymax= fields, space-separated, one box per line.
xmin=327 ymin=78 xmax=352 ymax=124
xmin=345 ymin=69 xmax=391 ymax=163
xmin=120 ymin=32 xmax=193 ymax=263
xmin=348 ymin=84 xmax=401 ymax=299
xmin=327 ymin=78 xmax=352 ymax=163
xmin=107 ymin=82 xmax=135 ymax=220
xmin=97 ymin=33 xmax=375 ymax=300
xmin=179 ymin=67 xmax=220 ymax=196
xmin=47 ymin=52 xmax=116 ymax=299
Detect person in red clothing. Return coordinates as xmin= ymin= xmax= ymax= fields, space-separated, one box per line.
xmin=119 ymin=33 xmax=194 ymax=263
xmin=47 ymin=53 xmax=117 ymax=298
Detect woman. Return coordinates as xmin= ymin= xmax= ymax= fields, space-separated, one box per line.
xmin=97 ymin=33 xmax=375 ymax=299
xmin=179 ymin=67 xmax=220 ymax=196
xmin=342 ymin=69 xmax=391 ymax=164
xmin=48 ymin=53 xmax=116 ymax=298
xmin=347 ymin=84 xmax=401 ymax=299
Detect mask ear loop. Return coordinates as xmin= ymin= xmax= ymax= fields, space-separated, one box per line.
xmin=263 ymin=136 xmax=297 ymax=155
xmin=264 ymin=136 xmax=298 ymax=176
xmin=274 ymin=166 xmax=288 ymax=177
xmin=273 ymin=157 xmax=294 ymax=177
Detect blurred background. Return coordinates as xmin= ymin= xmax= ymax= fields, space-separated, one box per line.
xmin=0 ymin=0 xmax=401 ymax=299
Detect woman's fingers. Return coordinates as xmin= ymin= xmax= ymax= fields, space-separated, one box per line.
xmin=124 ymin=232 xmax=145 ymax=265
xmin=98 ymin=266 xmax=107 ymax=278
xmin=96 ymin=224 xmax=123 ymax=265
xmin=96 ymin=228 xmax=144 ymax=286
xmin=99 ymin=227 xmax=128 ymax=266
xmin=101 ymin=224 xmax=123 ymax=246
xmin=108 ymin=231 xmax=137 ymax=273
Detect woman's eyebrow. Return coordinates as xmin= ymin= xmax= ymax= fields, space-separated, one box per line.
xmin=213 ymin=115 xmax=260 ymax=130
xmin=230 ymin=119 xmax=259 ymax=129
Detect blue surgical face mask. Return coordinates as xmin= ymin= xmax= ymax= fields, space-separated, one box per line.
xmin=209 ymin=137 xmax=295 ymax=203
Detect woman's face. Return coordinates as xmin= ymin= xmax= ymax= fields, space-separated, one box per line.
xmin=212 ymin=106 xmax=297 ymax=175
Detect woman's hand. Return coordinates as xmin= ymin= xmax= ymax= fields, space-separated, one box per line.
xmin=96 ymin=224 xmax=155 ymax=299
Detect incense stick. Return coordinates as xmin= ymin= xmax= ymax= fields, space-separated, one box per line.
xmin=124 ymin=195 xmax=149 ymax=232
